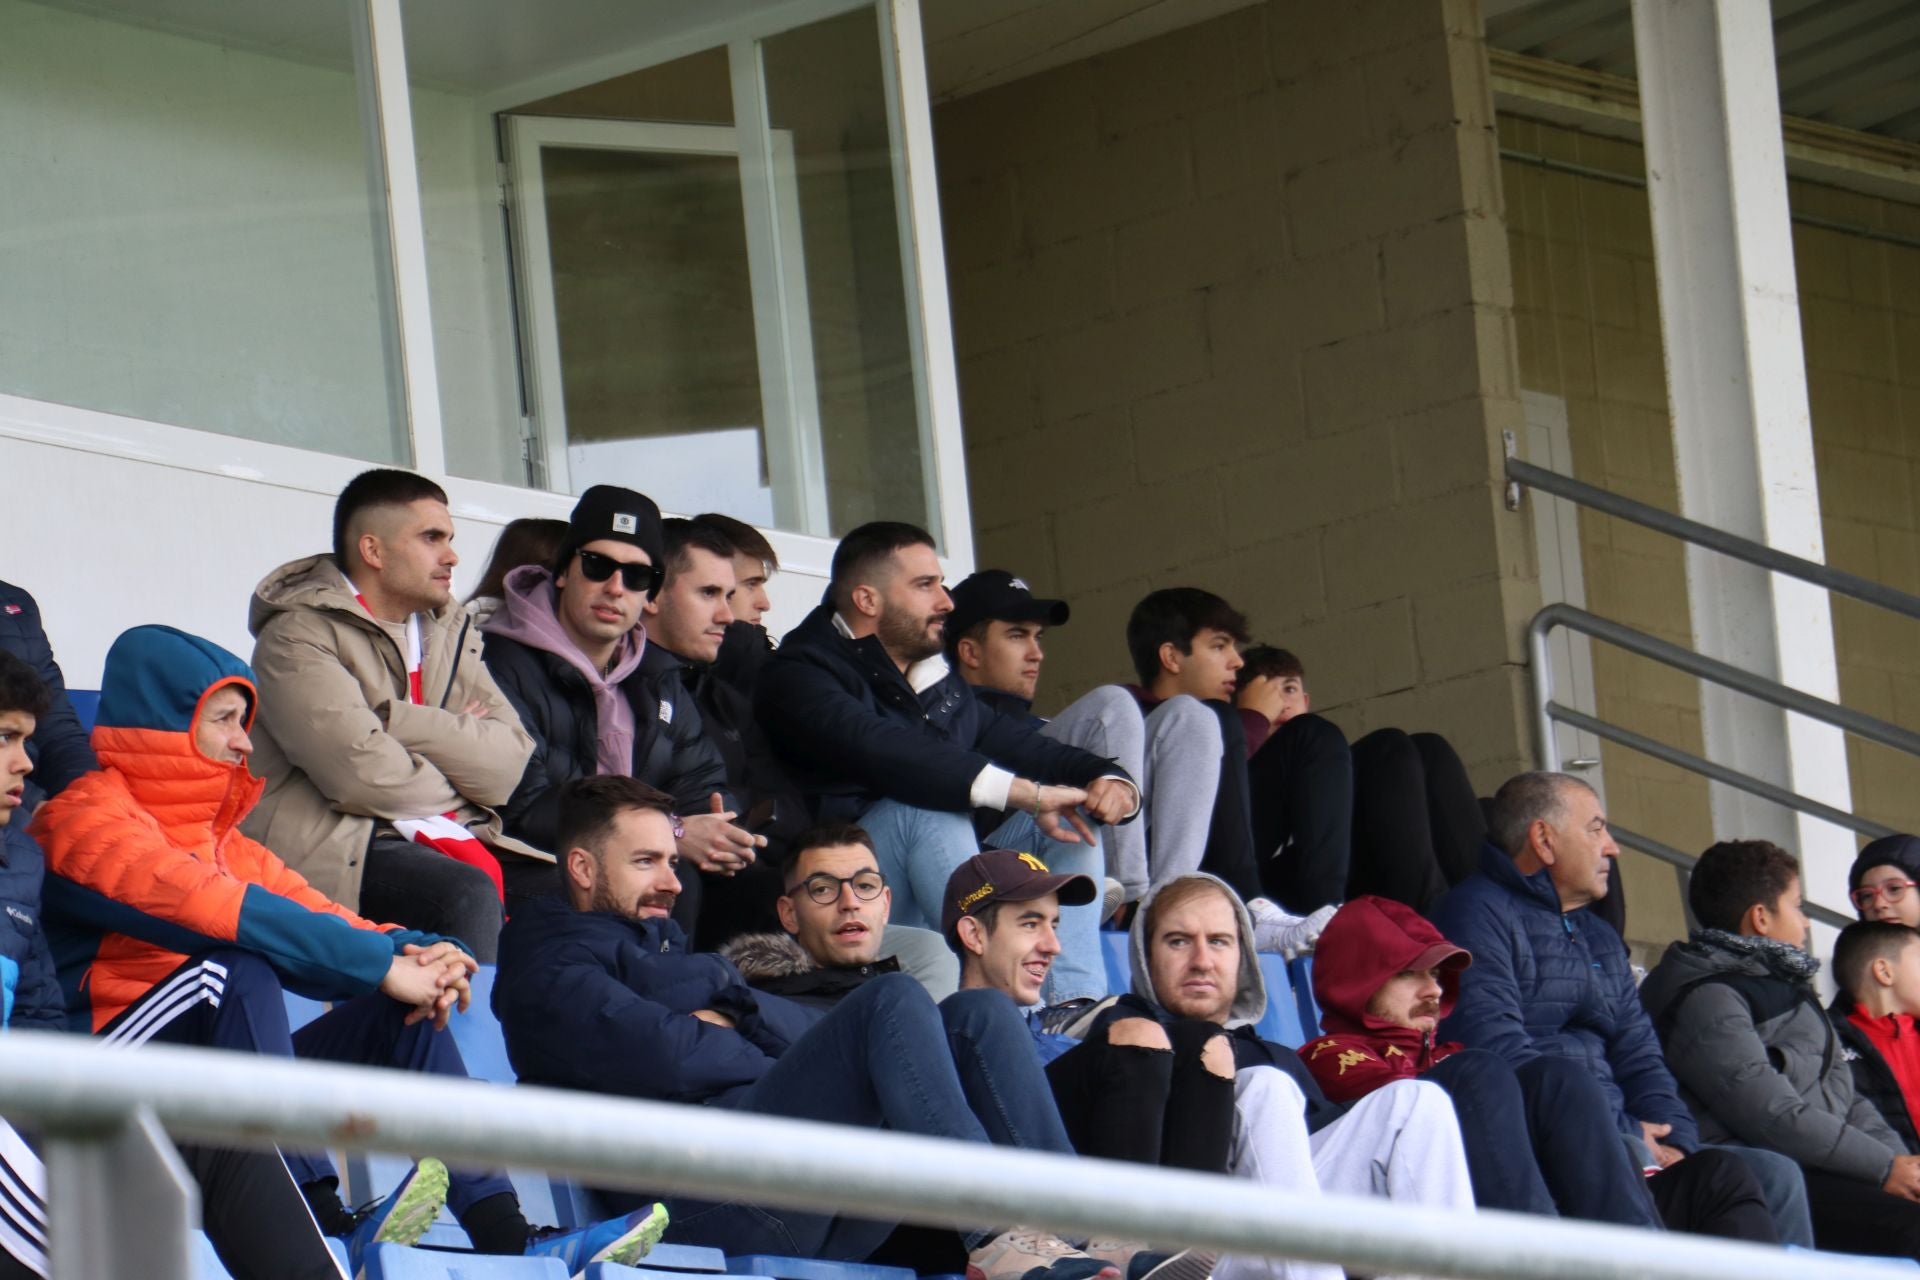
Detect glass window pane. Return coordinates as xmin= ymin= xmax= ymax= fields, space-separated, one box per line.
xmin=0 ymin=0 xmax=405 ymax=463
xmin=762 ymin=6 xmax=933 ymax=540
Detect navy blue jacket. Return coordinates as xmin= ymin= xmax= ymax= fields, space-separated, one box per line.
xmin=756 ymin=604 xmax=1128 ymax=822
xmin=492 ymin=896 xmax=818 ymax=1105
xmin=1431 ymin=845 xmax=1697 ymax=1148
xmin=0 ymin=822 xmax=65 ymax=1032
xmin=0 ymin=580 xmax=97 ymax=805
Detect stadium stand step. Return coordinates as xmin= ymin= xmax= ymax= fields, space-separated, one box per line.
xmin=364 ymin=1243 xmax=570 ymax=1277
xmin=727 ymin=1254 xmax=916 ymax=1280
xmin=585 ymin=1268 xmax=759 ymax=1280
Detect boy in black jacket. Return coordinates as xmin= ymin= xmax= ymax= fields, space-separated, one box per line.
xmin=1831 ymin=921 xmax=1920 ymax=1156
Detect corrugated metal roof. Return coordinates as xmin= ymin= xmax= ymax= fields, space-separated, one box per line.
xmin=1485 ymin=0 xmax=1920 ymax=143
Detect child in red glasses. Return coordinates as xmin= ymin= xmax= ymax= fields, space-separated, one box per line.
xmin=1850 ymin=835 xmax=1920 ymax=928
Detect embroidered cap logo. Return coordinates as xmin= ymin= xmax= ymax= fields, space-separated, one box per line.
xmin=612 ymin=513 xmax=638 ymax=534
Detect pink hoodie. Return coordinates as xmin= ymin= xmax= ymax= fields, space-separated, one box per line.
xmin=482 ymin=564 xmax=645 ymax=778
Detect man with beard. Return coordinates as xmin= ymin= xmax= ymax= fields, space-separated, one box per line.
xmin=755 ymin=522 xmax=1137 ymax=1012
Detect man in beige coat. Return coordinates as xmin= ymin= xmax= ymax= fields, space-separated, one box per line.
xmin=244 ymin=469 xmax=537 ymax=961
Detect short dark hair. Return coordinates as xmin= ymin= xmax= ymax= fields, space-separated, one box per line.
xmin=695 ymin=513 xmax=778 ymax=573
xmin=333 ymin=469 xmax=449 ymax=570
xmin=1834 ymin=921 xmax=1920 ymax=998
xmin=0 ymin=652 xmax=50 ymax=720
xmin=469 ymin=517 xmax=571 ymax=603
xmin=829 ymin=521 xmax=936 ymax=615
xmin=662 ymin=518 xmax=736 ymax=583
xmin=790 ymin=823 xmax=875 ymax=863
xmin=946 ymin=898 xmax=1012 ymax=956
xmin=1238 ymin=645 xmax=1305 ymax=685
xmin=554 ymin=775 xmax=677 ymax=876
xmin=1689 ymin=839 xmax=1802 ymax=934
xmin=1125 ymin=588 xmax=1250 ymax=686
xmin=1486 ymin=772 xmax=1590 ymax=859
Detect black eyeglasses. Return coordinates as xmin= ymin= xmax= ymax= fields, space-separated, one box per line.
xmin=575 ymin=548 xmax=660 ymax=594
xmin=787 ymin=871 xmax=888 ymax=905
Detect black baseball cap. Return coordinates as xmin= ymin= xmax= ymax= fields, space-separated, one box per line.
xmin=946 ymin=570 xmax=1069 ymax=649
xmin=941 ymin=848 xmax=1097 ymax=942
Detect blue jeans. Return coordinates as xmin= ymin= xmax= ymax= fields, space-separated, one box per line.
xmin=858 ymin=798 xmax=1107 ymax=1003
xmin=1702 ymin=1144 xmax=1813 ymax=1248
xmin=660 ymin=976 xmax=1072 ymax=1260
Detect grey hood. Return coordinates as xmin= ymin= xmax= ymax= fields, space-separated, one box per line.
xmin=1128 ymin=872 xmax=1267 ymax=1029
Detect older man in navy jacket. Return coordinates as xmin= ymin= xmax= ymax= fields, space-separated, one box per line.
xmin=1432 ymin=771 xmax=1813 ymax=1246
xmin=754 ymin=522 xmax=1137 ymax=1012
xmin=495 ymin=775 xmax=1198 ymax=1280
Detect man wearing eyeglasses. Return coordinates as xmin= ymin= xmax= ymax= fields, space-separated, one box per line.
xmin=720 ymin=823 xmax=958 ymax=1007
xmin=482 ymin=487 xmax=754 ymax=943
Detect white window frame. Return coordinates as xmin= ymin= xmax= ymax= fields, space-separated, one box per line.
xmin=503 ymin=115 xmax=832 ymax=534
xmin=0 ymin=0 xmax=972 ymax=577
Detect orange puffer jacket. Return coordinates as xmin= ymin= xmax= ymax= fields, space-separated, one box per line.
xmin=32 ymin=626 xmax=444 ymax=1031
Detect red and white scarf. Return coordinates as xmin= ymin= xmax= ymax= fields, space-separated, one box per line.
xmin=355 ymin=588 xmax=505 ymax=902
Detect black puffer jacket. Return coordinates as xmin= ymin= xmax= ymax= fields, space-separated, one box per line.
xmin=483 ymin=633 xmax=733 ymax=854
xmin=756 ymin=604 xmax=1129 ymax=823
xmin=1832 ymin=992 xmax=1920 ymax=1155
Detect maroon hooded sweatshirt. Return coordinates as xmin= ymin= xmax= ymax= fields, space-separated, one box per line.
xmin=1299 ymin=894 xmax=1473 ymax=1102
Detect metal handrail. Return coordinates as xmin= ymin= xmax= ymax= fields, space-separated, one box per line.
xmin=1506 ymin=454 xmax=1920 ymax=623
xmin=1 ymin=1032 xmax=1911 ymax=1280
xmin=1510 ymin=452 xmax=1920 ymax=912
xmin=1608 ymin=819 xmax=1854 ymax=930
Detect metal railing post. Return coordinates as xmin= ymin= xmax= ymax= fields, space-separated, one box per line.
xmin=45 ymin=1105 xmax=197 ymax=1280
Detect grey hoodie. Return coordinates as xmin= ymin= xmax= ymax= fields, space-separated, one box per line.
xmin=1127 ymin=871 xmax=1270 ymax=1028
xmin=1124 ymin=873 xmax=1346 ymax=1133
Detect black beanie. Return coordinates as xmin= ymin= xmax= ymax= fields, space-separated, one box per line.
xmin=1848 ymin=833 xmax=1920 ymax=892
xmin=560 ymin=485 xmax=665 ymax=598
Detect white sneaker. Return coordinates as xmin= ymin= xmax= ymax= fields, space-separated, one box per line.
xmin=968 ymin=1229 xmax=1119 ymax=1280
xmin=1248 ymin=899 xmax=1337 ymax=959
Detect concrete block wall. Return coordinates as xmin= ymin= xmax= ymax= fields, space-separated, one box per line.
xmin=933 ymin=0 xmax=1542 ymax=790
xmin=1503 ymin=114 xmax=1920 ymax=936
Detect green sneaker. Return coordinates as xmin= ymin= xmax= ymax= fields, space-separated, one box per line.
xmin=346 ymin=1157 xmax=450 ymax=1272
xmin=526 ymin=1201 xmax=671 ymax=1272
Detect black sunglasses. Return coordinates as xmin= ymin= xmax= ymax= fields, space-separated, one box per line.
xmin=574 ymin=548 xmax=660 ymax=594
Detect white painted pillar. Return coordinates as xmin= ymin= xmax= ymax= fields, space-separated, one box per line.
xmin=1630 ymin=0 xmax=1856 ymax=914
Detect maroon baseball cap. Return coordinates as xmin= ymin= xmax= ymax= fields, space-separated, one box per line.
xmin=941 ymin=848 xmax=1097 ymax=941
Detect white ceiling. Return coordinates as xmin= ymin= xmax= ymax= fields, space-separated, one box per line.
xmin=30 ymin=0 xmax=1257 ymax=104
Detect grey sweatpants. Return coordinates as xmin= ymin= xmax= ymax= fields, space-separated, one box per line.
xmin=1042 ymin=686 xmax=1220 ymax=902
xmin=1215 ymin=1068 xmax=1476 ymax=1280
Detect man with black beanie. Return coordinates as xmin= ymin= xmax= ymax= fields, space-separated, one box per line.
xmin=483 ymin=486 xmax=757 ymax=941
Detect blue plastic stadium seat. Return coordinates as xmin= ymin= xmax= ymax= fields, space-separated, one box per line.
xmin=365 ymin=1243 xmax=569 ymax=1278
xmin=585 ymin=1269 xmax=756 ymax=1280
xmin=630 ymin=1244 xmax=728 ymax=1273
xmin=1289 ymin=954 xmax=1322 ymax=1037
xmin=284 ymin=989 xmax=328 ymax=1031
xmin=193 ymin=1231 xmax=232 ymax=1279
xmin=728 ymin=1256 xmax=915 ymax=1280
xmin=67 ymin=688 xmax=99 ymax=732
xmin=1252 ymin=954 xmax=1304 ymax=1047
xmin=449 ymin=967 xmax=514 ymax=1084
xmin=1100 ymin=930 xmax=1130 ymax=996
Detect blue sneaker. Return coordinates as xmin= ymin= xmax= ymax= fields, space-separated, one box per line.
xmin=525 ymin=1202 xmax=670 ymax=1273
xmin=345 ymin=1158 xmax=450 ymax=1274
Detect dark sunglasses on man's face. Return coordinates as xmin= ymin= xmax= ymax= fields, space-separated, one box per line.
xmin=575 ymin=548 xmax=660 ymax=594
xmin=788 ymin=871 xmax=888 ymax=905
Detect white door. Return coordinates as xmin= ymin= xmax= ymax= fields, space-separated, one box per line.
xmin=504 ymin=114 xmax=830 ymax=532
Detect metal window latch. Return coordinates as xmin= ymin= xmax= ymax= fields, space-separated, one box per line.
xmin=1503 ymin=430 xmax=1522 ymax=511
